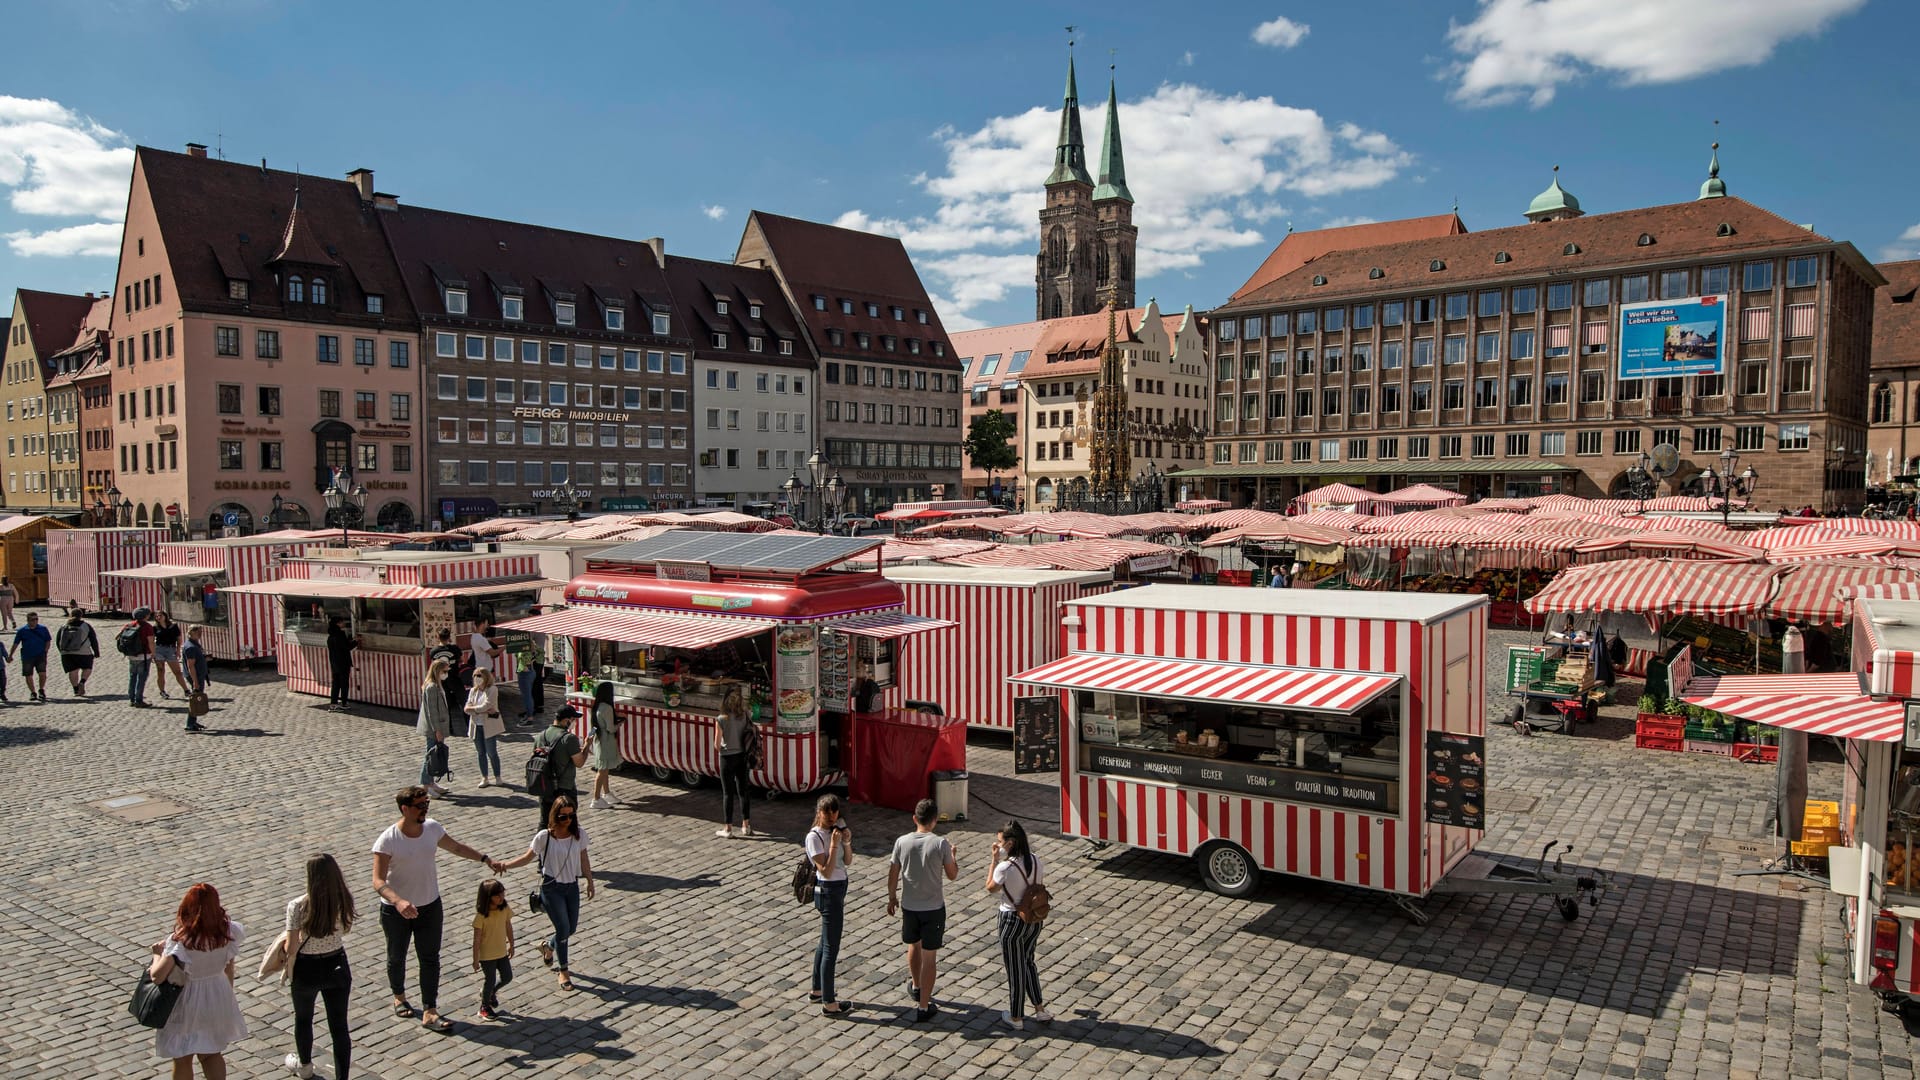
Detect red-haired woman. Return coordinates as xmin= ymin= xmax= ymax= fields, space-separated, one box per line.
xmin=147 ymin=883 xmax=248 ymax=1079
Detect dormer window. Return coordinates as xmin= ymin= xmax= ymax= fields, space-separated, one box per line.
xmin=555 ymin=301 xmax=575 ymax=326
xmin=1493 ymin=251 xmax=1511 ymax=264
xmin=748 ymin=336 xmax=763 ymax=353
xmin=229 ymin=279 xmax=249 ymax=301
xmin=445 ymin=287 xmax=467 ymax=314
xmin=311 ymin=277 xmax=329 ymax=305
xmin=839 ymin=299 xmax=854 ymax=315
xmin=883 ymin=335 xmax=897 ymax=352
xmin=828 ymin=330 xmax=844 ymax=347
xmin=713 ymin=332 xmax=728 ymax=348
xmin=1368 ymin=268 xmax=1384 ymax=280
xmin=908 ymin=339 xmax=921 ymax=355
xmin=1636 ymin=233 xmax=1655 ymax=247
xmin=779 ymin=339 xmax=793 ymax=356
xmin=366 ymin=294 xmax=384 ymax=314
xmin=916 ymin=309 xmax=929 ymax=324
xmin=932 ymin=342 xmax=945 ymax=357
xmin=749 ymin=303 xmax=761 ymax=320
xmin=865 ymin=302 xmax=880 ymax=317
xmin=890 ymin=306 xmax=904 ymax=320
xmin=812 ymin=295 xmax=826 ymax=311
xmin=1428 ymin=260 xmax=1445 ymax=273
xmin=716 ymin=299 xmax=729 ymax=316
xmin=501 ymin=296 xmax=523 ymax=321
xmin=1562 ymin=243 xmax=1581 ymax=256
xmin=856 ymin=333 xmax=871 ymax=349
xmin=287 ymin=275 xmax=305 ymax=302
xmin=651 ymin=311 xmax=670 ymax=335
xmin=605 ymin=307 xmax=625 ymax=331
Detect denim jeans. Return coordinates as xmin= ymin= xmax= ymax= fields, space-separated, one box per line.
xmin=811 ymin=879 xmax=847 ymax=1003
xmin=473 ymin=730 xmax=501 ymax=780
xmin=420 ymin=733 xmax=440 ymax=787
xmin=127 ymin=657 xmax=150 ymax=703
xmin=517 ymin=667 xmax=538 ymax=718
xmin=540 ymin=879 xmax=581 ymax=972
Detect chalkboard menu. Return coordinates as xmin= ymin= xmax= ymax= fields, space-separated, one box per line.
xmin=1082 ymin=745 xmax=1396 ymax=812
xmin=1424 ymin=732 xmax=1486 ymax=829
xmin=1013 ymin=696 xmax=1060 ymax=774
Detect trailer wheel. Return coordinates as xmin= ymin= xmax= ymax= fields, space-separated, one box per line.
xmin=1556 ymin=897 xmax=1581 ymax=922
xmin=649 ymin=765 xmax=676 ymax=783
xmin=679 ymin=769 xmax=706 ymax=788
xmin=1195 ymin=841 xmax=1260 ymax=898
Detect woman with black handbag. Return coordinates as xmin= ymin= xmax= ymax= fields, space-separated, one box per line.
xmin=417 ymin=659 xmax=452 ymax=796
xmin=280 ymin=853 xmax=356 ymax=1079
xmin=147 ymin=882 xmax=247 ymax=1078
xmin=499 ymin=794 xmax=594 ymax=990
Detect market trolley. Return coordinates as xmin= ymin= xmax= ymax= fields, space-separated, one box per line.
xmin=103 ymin=536 xmax=320 ymax=661
xmin=881 ymin=565 xmax=1112 ymax=731
xmin=1010 ymin=585 xmax=1604 ymax=921
xmin=46 ymin=528 xmax=171 ymax=613
xmin=223 ymin=549 xmax=559 ymax=709
xmin=499 ymin=532 xmax=961 ymax=802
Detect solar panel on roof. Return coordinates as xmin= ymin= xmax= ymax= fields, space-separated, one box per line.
xmin=588 ymin=532 xmax=881 ymax=574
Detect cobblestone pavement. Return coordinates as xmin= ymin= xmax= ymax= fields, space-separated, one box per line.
xmin=0 ymin=618 xmax=1913 ymax=1078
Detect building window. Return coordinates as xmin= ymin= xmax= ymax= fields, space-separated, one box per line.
xmin=1438 ymin=435 xmax=1462 ymax=459
xmin=1660 ymin=270 xmax=1690 ymax=299
xmin=1406 ymin=436 xmax=1430 ymax=458
xmin=1546 ymin=282 xmax=1573 ymax=311
xmin=1376 ymin=437 xmax=1400 ymax=460
xmin=216 ymin=384 xmax=241 ymax=415
xmin=1510 ymin=286 xmax=1538 ymax=314
xmin=287 ymin=276 xmax=305 ymax=303
xmin=257 ymin=387 xmax=281 ymax=416
xmin=260 ymin=442 xmax=283 ymax=470
xmin=1575 ymin=430 xmax=1602 ymax=455
xmin=1471 ymin=434 xmax=1494 ymax=458
xmin=1694 ymin=427 xmax=1722 ymax=452
xmin=1443 ymin=335 xmax=1466 ymax=365
xmin=1782 ymin=355 xmax=1813 ymax=394
xmin=215 ymin=326 xmax=239 ymax=356
xmin=1540 ymin=431 xmax=1565 ymax=456
xmin=1413 ymin=339 xmax=1434 ymax=368
xmin=1475 ymin=333 xmax=1499 ymax=363
xmin=444 ymin=287 xmax=467 ymax=314
xmin=1734 ymin=424 xmax=1765 ymax=452
xmin=1786 ymin=256 xmax=1820 ymax=288
xmin=1778 ymin=423 xmax=1810 ymax=451
xmin=257 ymin=330 xmax=281 ymax=359
xmin=1473 ymin=378 xmax=1498 ymax=408
xmin=1582 ymin=279 xmax=1610 ymax=307
xmin=1508 ymin=376 xmax=1532 ymax=407
xmin=1477 ymin=290 xmax=1502 ymax=318
xmin=1442 ymin=380 xmax=1465 ymax=411
xmin=389 ymin=392 xmax=411 ymax=421
xmin=1615 ymin=378 xmax=1643 ymax=402
xmin=315 ymin=335 xmax=340 ymax=364
xmin=1743 ymin=262 xmax=1774 ymax=292
xmin=1613 ymin=429 xmax=1641 ymax=455
xmin=1739 ymin=360 xmax=1768 ymax=396
xmin=1620 ymin=275 xmax=1650 ymax=304
xmin=1444 ymin=293 xmax=1469 ymax=320
xmin=556 ymin=301 xmax=576 ymax=326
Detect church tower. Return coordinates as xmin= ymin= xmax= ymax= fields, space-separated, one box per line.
xmin=1036 ymin=48 xmax=1097 ymax=320
xmin=1091 ymin=70 xmax=1137 ymax=311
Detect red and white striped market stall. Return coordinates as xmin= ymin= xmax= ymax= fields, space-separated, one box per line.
xmin=46 ymin=528 xmax=171 ymax=613
xmin=103 ymin=536 xmax=321 ymax=661
xmin=500 ymin=532 xmax=960 ymax=802
xmin=882 ymin=565 xmax=1112 ymax=731
xmin=1012 ymin=586 xmax=1513 ymax=908
xmin=224 ymin=550 xmax=559 ymax=709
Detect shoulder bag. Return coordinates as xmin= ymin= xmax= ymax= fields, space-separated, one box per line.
xmin=792 ymin=828 xmax=820 ymax=905
xmin=129 ymin=955 xmax=185 ymax=1029
xmin=527 ymin=833 xmax=550 ymax=914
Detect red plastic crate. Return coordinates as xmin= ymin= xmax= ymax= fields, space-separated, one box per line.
xmin=1635 ymin=732 xmax=1684 ymax=752
xmin=1735 ymin=743 xmax=1779 ymax=764
xmin=1685 ymin=739 xmax=1737 ymax=757
xmin=1635 ymin=713 xmax=1686 ymax=739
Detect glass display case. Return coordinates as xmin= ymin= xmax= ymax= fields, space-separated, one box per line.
xmin=165 ymin=573 xmax=229 ymax=627
xmin=283 ymin=595 xmax=353 ymax=639
xmin=359 ymin=597 xmax=422 ymax=652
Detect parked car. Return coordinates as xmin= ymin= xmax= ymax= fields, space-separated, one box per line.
xmin=839 ymin=515 xmax=880 ymax=534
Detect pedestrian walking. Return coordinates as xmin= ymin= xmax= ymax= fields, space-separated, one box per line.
xmin=183 ymin=624 xmax=211 ymax=698
xmin=804 ymin=793 xmax=853 ymax=1016
xmin=587 ymin=680 xmax=623 ymax=809
xmin=466 ymin=669 xmax=506 ymax=787
xmin=888 ymin=798 xmax=958 ymax=1023
xmin=9 ymin=609 xmax=51 ymax=702
xmin=470 ymin=879 xmax=515 ymax=1020
xmin=984 ymin=820 xmax=1053 ymax=1030
xmin=147 ymin=882 xmax=247 ymax=1079
xmin=370 ymin=785 xmax=504 ymax=1034
xmin=713 ymin=687 xmax=753 ymax=836
xmin=418 ymin=659 xmax=452 ymax=796
xmin=152 ymin=611 xmax=187 ymax=701
xmin=55 ymin=608 xmax=97 ymax=698
xmin=531 ymin=705 xmax=592 ymax=830
xmin=500 ymin=794 xmax=595 ymax=991
xmin=325 ymin=617 xmax=358 ymax=709
xmin=281 ymin=853 xmax=356 ymax=1080
xmin=0 ymin=574 xmax=17 ymax=629
xmin=124 ymin=607 xmax=156 ymax=707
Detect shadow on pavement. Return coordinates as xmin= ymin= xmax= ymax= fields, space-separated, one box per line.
xmin=592 ymin=869 xmax=722 ymax=894
xmin=0 ymin=724 xmax=74 ymax=748
xmin=906 ymin=1001 xmax=1223 ymax=1057
xmin=196 ymin=727 xmax=283 ymax=738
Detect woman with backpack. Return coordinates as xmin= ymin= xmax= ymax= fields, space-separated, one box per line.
xmin=465 ymin=669 xmax=505 ymax=788
xmin=983 ymin=820 xmax=1052 ymax=1030
xmin=712 ymin=687 xmax=753 ymax=836
xmin=418 ymin=659 xmax=452 ymax=796
xmin=586 ymin=680 xmax=622 ymax=809
xmin=55 ymin=609 xmax=98 ymax=698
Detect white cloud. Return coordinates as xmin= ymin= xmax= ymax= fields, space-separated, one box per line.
xmin=837 ymin=82 xmax=1411 ymax=326
xmin=0 ymin=95 xmax=133 ymax=257
xmin=1878 ymin=224 xmax=1920 ymax=264
xmin=1320 ymin=215 xmax=1380 ymax=229
xmin=1251 ymin=16 xmax=1310 ymax=49
xmin=1446 ymin=0 xmax=1867 ymax=108
xmin=701 ymin=204 xmax=728 ymax=221
xmin=1180 ymin=51 xmax=1195 ymax=67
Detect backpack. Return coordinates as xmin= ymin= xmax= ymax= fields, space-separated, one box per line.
xmin=1011 ymin=856 xmax=1051 ymax=924
xmin=425 ymin=739 xmax=451 ymax=781
xmin=792 ymin=851 xmax=816 ymax=905
xmin=115 ymin=623 xmax=144 ymax=657
xmin=56 ymin=622 xmax=89 ymax=654
xmin=523 ymin=736 xmax=560 ymax=797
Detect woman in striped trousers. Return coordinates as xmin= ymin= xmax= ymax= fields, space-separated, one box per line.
xmin=984 ymin=821 xmax=1053 ymax=1030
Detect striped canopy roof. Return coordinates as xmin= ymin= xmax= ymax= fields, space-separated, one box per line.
xmin=1523 ymin=559 xmax=1787 ymax=617
xmin=1682 ymin=673 xmax=1904 ymax=741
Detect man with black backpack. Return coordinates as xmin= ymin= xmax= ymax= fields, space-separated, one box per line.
xmin=55 ymin=609 xmax=98 ymax=699
xmin=527 ymin=705 xmax=593 ymax=831
xmin=118 ymin=607 xmax=156 ymax=707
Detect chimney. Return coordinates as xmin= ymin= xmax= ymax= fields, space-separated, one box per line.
xmin=346 ymin=168 xmax=374 ymax=204
xmin=372 ymin=192 xmax=399 ymax=212
xmin=645 ymin=236 xmax=666 ymax=269
xmin=185 ymin=143 xmax=208 ymax=159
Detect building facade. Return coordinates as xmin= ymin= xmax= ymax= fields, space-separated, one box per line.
xmin=1188 ymin=169 xmax=1881 ymax=511
xmin=378 ymin=207 xmax=695 ymax=523
xmin=43 ymin=295 xmax=111 ymax=521
xmin=115 ymin=146 xmax=425 ymax=537
xmin=1035 ymin=55 xmax=1135 ymax=320
xmin=667 ymin=256 xmax=817 ymax=509
xmin=75 ymin=322 xmax=115 ymax=524
xmin=1867 ymin=261 xmax=1920 ymax=481
xmin=953 ymin=322 xmax=1041 ymax=502
xmin=736 ymin=211 xmax=963 ymax=513
xmin=2 ymin=289 xmax=95 ymax=517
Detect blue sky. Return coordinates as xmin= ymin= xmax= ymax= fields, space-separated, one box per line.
xmin=0 ymin=0 xmax=1910 ymax=330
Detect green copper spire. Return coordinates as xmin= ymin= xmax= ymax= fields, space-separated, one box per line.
xmin=1046 ymin=53 xmax=1093 ymax=187
xmin=1092 ymin=73 xmax=1133 ymax=203
xmin=1699 ymin=142 xmax=1727 ymax=200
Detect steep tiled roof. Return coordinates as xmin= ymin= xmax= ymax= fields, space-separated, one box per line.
xmin=1229 ymin=214 xmax=1467 ymax=301
xmin=13 ymin=289 xmax=95 ymax=374
xmin=1873 ymin=260 xmax=1920 ymax=371
xmin=136 ymin=147 xmax=417 ymax=327
xmin=737 ymin=212 xmax=958 ymax=369
xmin=663 ymin=256 xmax=816 ymax=371
xmin=46 ymin=295 xmax=113 ymax=387
xmin=1222 ymin=197 xmax=1870 ymax=312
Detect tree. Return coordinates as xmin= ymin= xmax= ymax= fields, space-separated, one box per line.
xmin=964 ymin=409 xmax=1019 ymax=499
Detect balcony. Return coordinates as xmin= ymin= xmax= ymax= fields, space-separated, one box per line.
xmin=1651 ymin=397 xmax=1685 ymax=416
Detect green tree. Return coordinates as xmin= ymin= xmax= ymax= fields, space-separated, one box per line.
xmin=965 ymin=409 xmax=1019 ymax=498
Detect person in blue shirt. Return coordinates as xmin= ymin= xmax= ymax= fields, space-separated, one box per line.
xmin=9 ymin=610 xmax=53 ymax=702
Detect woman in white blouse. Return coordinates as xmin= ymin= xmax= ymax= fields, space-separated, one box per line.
xmin=500 ymin=794 xmax=595 ymax=990
xmin=466 ymin=669 xmax=505 ymax=786
xmin=281 ymin=853 xmax=356 ymax=1079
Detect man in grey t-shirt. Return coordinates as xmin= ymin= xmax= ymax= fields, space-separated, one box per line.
xmin=888 ymin=798 xmax=958 ymax=1022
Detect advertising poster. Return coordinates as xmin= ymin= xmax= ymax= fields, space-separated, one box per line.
xmin=1424 ymin=732 xmax=1486 ymax=829
xmin=1013 ymin=696 xmax=1061 ymax=774
xmin=1618 ymin=295 xmax=1726 ymax=379
xmin=775 ymin=626 xmax=819 ymax=733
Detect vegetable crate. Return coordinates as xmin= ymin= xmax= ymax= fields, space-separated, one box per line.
xmin=1635 ymin=713 xmax=1686 ymax=739
xmin=1634 ymin=732 xmax=1683 ymax=753
xmin=1684 ymin=739 xmax=1737 ymax=757
xmin=1684 ymin=722 xmax=1737 ymax=743
xmin=1734 ymin=743 xmax=1779 ymax=764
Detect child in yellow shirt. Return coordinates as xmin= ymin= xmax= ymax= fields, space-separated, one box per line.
xmin=472 ymin=879 xmax=515 ymax=1020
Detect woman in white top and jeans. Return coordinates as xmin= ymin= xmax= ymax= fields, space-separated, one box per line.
xmin=804 ymin=793 xmax=853 ymax=1016
xmin=282 ymin=853 xmax=355 ymax=1079
xmin=466 ymin=670 xmax=505 ymax=786
xmin=984 ymin=820 xmax=1052 ymax=1030
xmin=500 ymin=793 xmax=594 ymax=990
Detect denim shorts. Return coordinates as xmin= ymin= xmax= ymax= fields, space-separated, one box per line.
xmin=154 ymin=645 xmax=179 ymax=662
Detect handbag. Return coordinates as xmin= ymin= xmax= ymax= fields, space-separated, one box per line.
xmin=128 ymin=958 xmax=184 ymax=1029
xmin=527 ymin=834 xmax=549 ymax=915
xmin=187 ymin=692 xmax=209 ymax=717
xmin=257 ymin=930 xmax=291 ymax=979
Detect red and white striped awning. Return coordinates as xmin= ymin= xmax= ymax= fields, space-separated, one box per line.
xmin=822 ymin=611 xmax=958 ymax=639
xmin=1681 ymin=673 xmax=1905 ymax=741
xmin=1009 ymin=652 xmax=1400 ymax=714
xmin=1523 ymin=559 xmax=1786 ymax=618
xmin=1771 ymin=562 xmax=1920 ymax=625
xmin=223 ymin=576 xmax=563 ymax=600
xmin=496 ymin=606 xmax=776 ymax=649
xmin=104 ymin=564 xmax=220 ymax=581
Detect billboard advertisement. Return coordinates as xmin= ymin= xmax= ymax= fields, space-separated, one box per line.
xmin=1618 ymin=295 xmax=1726 ymax=379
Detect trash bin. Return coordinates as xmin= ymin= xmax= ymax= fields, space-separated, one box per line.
xmin=931 ymin=769 xmax=969 ymax=822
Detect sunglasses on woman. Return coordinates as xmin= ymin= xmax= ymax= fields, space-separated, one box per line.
xmin=554 ymin=813 xmax=574 ymax=823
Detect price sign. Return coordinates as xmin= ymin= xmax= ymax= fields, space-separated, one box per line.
xmin=1013 ymin=696 xmax=1060 ymax=775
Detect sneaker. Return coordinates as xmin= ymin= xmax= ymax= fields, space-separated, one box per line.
xmin=1031 ymin=1007 xmax=1054 ymax=1022
xmin=184 ymin=723 xmax=204 ymax=733
xmin=916 ymin=1004 xmax=941 ymax=1023
xmin=476 ymin=1006 xmax=496 ymax=1021
xmin=477 ymin=777 xmax=490 ymax=788
xmin=905 ymin=980 xmax=918 ymax=1002
xmin=1000 ymin=1010 xmax=1023 ymax=1030
xmin=715 ymin=825 xmax=731 ymax=836
xmin=283 ymin=1054 xmax=314 ymax=1078
xmin=428 ymin=783 xmax=450 ymax=796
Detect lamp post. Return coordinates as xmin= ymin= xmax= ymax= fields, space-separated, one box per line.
xmin=1696 ymin=448 xmax=1758 ymax=528
xmin=554 ymin=479 xmax=585 ymax=522
xmin=268 ymin=492 xmax=284 ymax=532
xmin=117 ymin=497 xmax=132 ymax=527
xmin=1623 ymin=452 xmax=1657 ymax=513
xmin=322 ymin=469 xmax=367 ymax=546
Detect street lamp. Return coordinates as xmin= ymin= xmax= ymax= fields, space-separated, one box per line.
xmin=322 ymin=469 xmax=367 ymax=546
xmin=1696 ymin=448 xmax=1758 ymax=528
xmin=117 ymin=497 xmax=132 ymax=527
xmin=554 ymin=479 xmax=585 ymax=522
xmin=269 ymin=492 xmax=284 ymax=531
xmin=1623 ymin=453 xmax=1657 ymax=512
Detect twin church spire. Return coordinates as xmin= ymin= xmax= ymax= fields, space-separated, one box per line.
xmin=1036 ymin=42 xmax=1137 ymax=320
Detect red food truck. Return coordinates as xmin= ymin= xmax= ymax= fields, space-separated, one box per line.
xmin=499 ymin=532 xmax=963 ymax=809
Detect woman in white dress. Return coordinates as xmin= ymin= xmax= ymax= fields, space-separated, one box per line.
xmin=147 ymin=882 xmax=247 ymax=1079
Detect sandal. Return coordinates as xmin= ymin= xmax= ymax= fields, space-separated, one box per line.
xmin=558 ymin=975 xmax=575 ymax=991
xmin=392 ymin=999 xmax=415 ymax=1018
xmin=539 ymin=943 xmax=555 ymax=969
xmin=822 ymin=1002 xmax=852 ymax=1017
xmin=421 ymin=1012 xmax=453 ymax=1033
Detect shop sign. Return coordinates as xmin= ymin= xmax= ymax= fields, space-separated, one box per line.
xmin=504 ymin=629 xmax=535 ymax=661
xmin=850 ymin=470 xmax=932 ymax=483
xmin=600 ymin=497 xmax=652 ymax=511
xmin=511 ymin=407 xmax=627 ymax=423
xmin=1423 ymin=732 xmax=1486 ymax=829
xmin=532 ymin=489 xmax=593 ymax=499
xmin=1129 ymin=553 xmax=1174 ymax=573
xmin=1084 ymin=745 xmax=1395 ymax=812
xmin=775 ymin=625 xmax=818 ymax=734
xmin=357 ymin=423 xmax=412 ymax=439
xmin=572 ymin=584 xmax=630 ymax=602
xmin=311 ymin=562 xmax=385 ymax=583
xmin=439 ymin=497 xmax=498 ymax=521
xmin=657 ymin=559 xmax=711 ymax=583
xmin=690 ymin=594 xmax=754 ymax=611
xmin=1013 ymin=696 xmax=1060 ymax=775
xmin=1505 ymin=646 xmax=1547 ymax=694
xmin=214 ymin=479 xmax=292 ymax=491
xmin=364 ymin=480 xmax=409 ymax=490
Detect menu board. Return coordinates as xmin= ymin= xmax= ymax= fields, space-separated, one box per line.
xmin=420 ymin=599 xmax=455 ymax=651
xmin=1424 ymin=732 xmax=1486 ymax=829
xmin=775 ymin=626 xmax=819 ymax=734
xmin=1505 ymin=646 xmax=1546 ymax=694
xmin=503 ymin=629 xmax=535 ymax=663
xmin=818 ymin=629 xmax=850 ymax=711
xmin=1083 ymin=746 xmax=1396 ymax=812
xmin=1013 ymin=696 xmax=1060 ymax=775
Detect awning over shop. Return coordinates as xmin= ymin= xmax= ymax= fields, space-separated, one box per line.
xmin=495 ymin=606 xmax=776 ymax=650
xmin=1681 ymin=673 xmax=1906 ymax=741
xmin=222 ymin=576 xmax=561 ymax=600
xmin=1010 ymin=652 xmax=1400 ymax=714
xmin=823 ymin=611 xmax=959 ymax=639
xmin=104 ymin=564 xmax=219 ymax=581
xmin=1522 ymin=559 xmax=1786 ymax=618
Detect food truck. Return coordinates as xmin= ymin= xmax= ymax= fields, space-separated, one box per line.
xmin=499 ymin=532 xmax=962 ymax=807
xmin=224 ymin=550 xmax=559 ymax=709
xmin=1011 ymin=585 xmax=1603 ymax=920
xmin=882 ymin=565 xmax=1112 ymax=731
xmin=46 ymin=528 xmax=172 ymax=613
xmin=102 ymin=536 xmax=319 ymax=661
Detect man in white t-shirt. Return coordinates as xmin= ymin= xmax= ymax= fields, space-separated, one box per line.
xmin=371 ymin=785 xmax=503 ymax=1033
xmin=469 ymin=617 xmax=501 ymax=676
